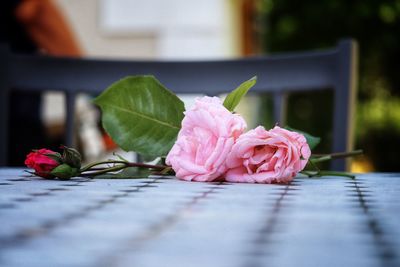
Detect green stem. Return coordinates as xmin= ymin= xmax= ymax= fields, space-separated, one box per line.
xmin=300 ymin=170 xmax=355 ymax=179
xmin=80 ymin=160 xmax=121 ymax=172
xmin=80 ymin=164 xmax=127 ymax=177
xmin=311 ymin=149 xmax=363 ymax=159
xmin=153 ymin=167 xmax=173 ymax=176
xmin=80 ymin=160 xmax=166 ymax=172
xmin=318 ymin=170 xmax=355 ymax=179
xmin=126 ymin=162 xmax=166 ymax=170
xmin=310 ymin=155 xmax=332 ymax=164
xmin=300 ymin=170 xmax=318 ymax=178
xmin=309 ymin=149 xmax=363 ymax=165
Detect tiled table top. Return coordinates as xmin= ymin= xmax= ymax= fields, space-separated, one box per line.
xmin=0 ymin=168 xmax=399 ymax=267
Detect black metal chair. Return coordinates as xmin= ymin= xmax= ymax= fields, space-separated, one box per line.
xmin=0 ymin=39 xmax=358 ymax=170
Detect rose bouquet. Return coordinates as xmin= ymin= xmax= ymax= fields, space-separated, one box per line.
xmin=25 ymin=76 xmax=361 ymax=182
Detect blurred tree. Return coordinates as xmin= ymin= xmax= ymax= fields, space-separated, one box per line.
xmin=257 ymin=0 xmax=400 ymax=171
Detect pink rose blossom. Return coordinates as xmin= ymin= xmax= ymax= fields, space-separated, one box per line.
xmin=166 ymin=96 xmax=246 ymax=182
xmin=225 ymin=126 xmax=311 ymax=183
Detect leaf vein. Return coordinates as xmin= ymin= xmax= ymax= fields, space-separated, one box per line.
xmin=103 ymin=104 xmax=181 ymax=130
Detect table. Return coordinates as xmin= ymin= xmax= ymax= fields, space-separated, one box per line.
xmin=0 ymin=168 xmax=399 ymax=267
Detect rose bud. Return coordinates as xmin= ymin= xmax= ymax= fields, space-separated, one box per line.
xmin=61 ymin=146 xmax=82 ymax=168
xmin=25 ymin=149 xmax=61 ymax=178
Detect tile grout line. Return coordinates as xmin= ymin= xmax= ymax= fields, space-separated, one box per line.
xmin=1 ymin=178 xmax=87 ymax=208
xmin=243 ymin=183 xmax=298 ymax=267
xmin=347 ymin=179 xmax=399 ymax=267
xmin=0 ymin=178 xmax=163 ymax=255
xmin=94 ymin=183 xmax=226 ymax=267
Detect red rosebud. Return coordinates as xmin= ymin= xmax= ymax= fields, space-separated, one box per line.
xmin=24 ymin=149 xmax=60 ymax=178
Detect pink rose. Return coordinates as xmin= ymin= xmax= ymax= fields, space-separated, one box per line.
xmin=166 ymin=96 xmax=246 ymax=182
xmin=25 ymin=148 xmax=60 ymax=178
xmin=225 ymin=126 xmax=311 ymax=183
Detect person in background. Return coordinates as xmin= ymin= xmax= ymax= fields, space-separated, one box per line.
xmin=0 ymin=0 xmax=82 ymax=165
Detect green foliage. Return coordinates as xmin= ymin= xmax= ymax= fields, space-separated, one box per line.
xmin=261 ymin=0 xmax=400 ymax=98
xmin=94 ymin=76 xmax=185 ymax=157
xmin=260 ymin=0 xmax=400 ymax=170
xmin=223 ymin=76 xmax=257 ymax=111
xmin=286 ymin=91 xmax=333 ymax=155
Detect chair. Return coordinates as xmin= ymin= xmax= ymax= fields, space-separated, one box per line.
xmin=0 ymin=39 xmax=358 ymax=170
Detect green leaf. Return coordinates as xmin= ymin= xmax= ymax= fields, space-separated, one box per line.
xmin=141 ymin=154 xmax=158 ymax=162
xmin=285 ymin=126 xmax=321 ymax=150
xmin=223 ymin=76 xmax=257 ymax=112
xmin=93 ymin=76 xmax=185 ymax=157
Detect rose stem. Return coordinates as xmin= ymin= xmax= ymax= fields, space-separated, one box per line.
xmin=312 ymin=149 xmax=363 ymax=159
xmin=80 ymin=160 xmax=166 ymax=172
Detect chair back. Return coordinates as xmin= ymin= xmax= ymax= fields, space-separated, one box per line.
xmin=0 ymin=39 xmax=358 ymax=170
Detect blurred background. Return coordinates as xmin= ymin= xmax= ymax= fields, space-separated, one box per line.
xmin=3 ymin=0 xmax=400 ymax=171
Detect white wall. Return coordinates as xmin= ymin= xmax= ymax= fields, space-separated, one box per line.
xmin=54 ymin=0 xmax=240 ymax=59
